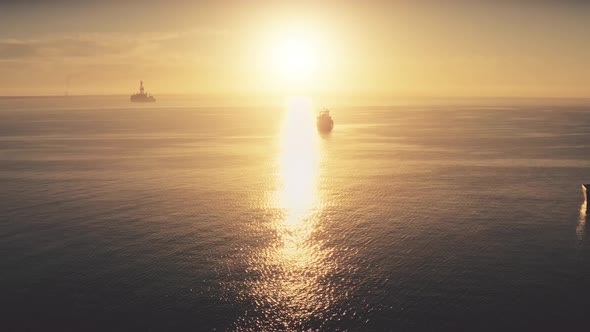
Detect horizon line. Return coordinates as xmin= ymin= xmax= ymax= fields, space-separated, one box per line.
xmin=1 ymin=94 xmax=589 ymax=101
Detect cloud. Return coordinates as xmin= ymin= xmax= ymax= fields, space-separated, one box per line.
xmin=0 ymin=29 xmax=227 ymax=63
xmin=0 ymin=41 xmax=39 ymax=59
xmin=0 ymin=36 xmax=131 ymax=62
xmin=0 ymin=29 xmax=234 ymax=95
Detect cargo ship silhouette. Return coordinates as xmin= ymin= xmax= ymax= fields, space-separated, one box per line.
xmin=317 ymin=109 xmax=334 ymax=132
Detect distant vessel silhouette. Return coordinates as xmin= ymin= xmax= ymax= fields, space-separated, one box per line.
xmin=130 ymin=80 xmax=156 ymax=102
xmin=317 ymin=109 xmax=334 ymax=132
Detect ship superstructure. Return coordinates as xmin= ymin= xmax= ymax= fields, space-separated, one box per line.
xmin=130 ymin=81 xmax=156 ymax=102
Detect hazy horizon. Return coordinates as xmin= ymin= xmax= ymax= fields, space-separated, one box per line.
xmin=1 ymin=0 xmax=589 ymax=98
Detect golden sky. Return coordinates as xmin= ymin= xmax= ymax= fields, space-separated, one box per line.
xmin=0 ymin=0 xmax=589 ymax=98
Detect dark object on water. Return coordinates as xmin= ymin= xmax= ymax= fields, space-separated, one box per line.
xmin=130 ymin=80 xmax=156 ymax=102
xmin=317 ymin=109 xmax=334 ymax=132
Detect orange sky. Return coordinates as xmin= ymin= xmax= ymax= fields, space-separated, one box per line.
xmin=0 ymin=1 xmax=589 ymax=98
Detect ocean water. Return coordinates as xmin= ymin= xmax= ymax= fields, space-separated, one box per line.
xmin=1 ymin=96 xmax=590 ymax=331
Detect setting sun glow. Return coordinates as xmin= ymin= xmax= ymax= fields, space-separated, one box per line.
xmin=272 ymin=35 xmax=319 ymax=83
xmin=257 ymin=24 xmax=330 ymax=93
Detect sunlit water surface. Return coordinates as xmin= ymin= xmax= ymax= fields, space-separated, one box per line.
xmin=1 ymin=96 xmax=590 ymax=331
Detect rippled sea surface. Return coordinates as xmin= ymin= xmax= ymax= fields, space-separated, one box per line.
xmin=2 ymin=96 xmax=590 ymax=331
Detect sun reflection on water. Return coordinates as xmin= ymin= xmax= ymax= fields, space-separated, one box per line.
xmin=237 ymin=97 xmax=338 ymax=330
xmin=278 ymin=97 xmax=320 ymax=219
xmin=577 ymin=201 xmax=586 ymax=243
xmin=275 ymin=97 xmax=322 ymax=285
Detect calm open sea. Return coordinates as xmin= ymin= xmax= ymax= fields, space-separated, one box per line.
xmin=1 ymin=96 xmax=590 ymax=331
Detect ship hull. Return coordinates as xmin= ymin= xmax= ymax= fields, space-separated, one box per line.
xmin=130 ymin=95 xmax=156 ymax=103
xmin=317 ymin=120 xmax=334 ymax=133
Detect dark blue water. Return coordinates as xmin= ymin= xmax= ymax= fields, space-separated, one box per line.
xmin=1 ymin=97 xmax=590 ymax=331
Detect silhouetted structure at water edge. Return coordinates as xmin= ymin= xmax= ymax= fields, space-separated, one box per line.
xmin=130 ymin=81 xmax=156 ymax=102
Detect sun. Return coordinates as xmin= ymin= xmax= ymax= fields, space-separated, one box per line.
xmin=254 ymin=22 xmax=336 ymax=92
xmin=271 ymin=33 xmax=320 ymax=84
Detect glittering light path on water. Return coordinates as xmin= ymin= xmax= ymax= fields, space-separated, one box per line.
xmin=235 ymin=98 xmax=339 ymax=330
